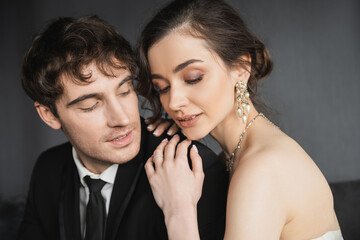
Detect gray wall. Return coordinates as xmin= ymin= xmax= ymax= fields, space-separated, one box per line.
xmin=0 ymin=0 xmax=359 ymax=199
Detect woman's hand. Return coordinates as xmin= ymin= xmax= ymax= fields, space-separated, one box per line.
xmin=144 ymin=135 xmax=204 ymax=240
xmin=145 ymin=118 xmax=179 ymax=136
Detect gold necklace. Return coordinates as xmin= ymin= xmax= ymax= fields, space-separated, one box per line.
xmin=226 ymin=112 xmax=264 ymax=172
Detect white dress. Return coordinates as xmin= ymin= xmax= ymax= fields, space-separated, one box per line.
xmin=312 ymin=230 xmax=343 ymax=240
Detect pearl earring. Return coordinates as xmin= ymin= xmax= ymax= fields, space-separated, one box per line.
xmin=235 ymin=81 xmax=250 ymax=124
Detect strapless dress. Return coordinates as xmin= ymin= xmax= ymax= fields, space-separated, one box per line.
xmin=312 ymin=230 xmax=343 ymax=240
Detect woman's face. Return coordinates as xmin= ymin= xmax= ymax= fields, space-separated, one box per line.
xmin=148 ymin=31 xmax=241 ymax=140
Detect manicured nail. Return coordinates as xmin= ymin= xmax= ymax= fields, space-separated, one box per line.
xmin=167 ymin=129 xmax=173 ymax=135
xmin=192 ymin=145 xmax=198 ymax=153
xmin=153 ymin=129 xmax=160 ymax=136
xmin=161 ymin=138 xmax=168 ymax=142
xmin=145 ymin=118 xmax=150 ymax=124
xmin=147 ymin=124 xmax=154 ymax=131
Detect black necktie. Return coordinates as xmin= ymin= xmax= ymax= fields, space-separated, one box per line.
xmin=84 ymin=176 xmax=107 ymax=240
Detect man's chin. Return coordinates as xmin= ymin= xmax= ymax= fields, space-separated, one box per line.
xmin=107 ymin=141 xmax=141 ymax=165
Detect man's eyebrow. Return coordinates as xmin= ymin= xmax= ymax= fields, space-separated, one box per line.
xmin=66 ymin=93 xmax=99 ymax=107
xmin=151 ymin=59 xmax=203 ymax=80
xmin=66 ymin=75 xmax=134 ymax=107
xmin=118 ymin=75 xmax=134 ymax=88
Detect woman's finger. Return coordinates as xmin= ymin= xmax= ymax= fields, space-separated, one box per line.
xmin=190 ymin=145 xmax=203 ymax=176
xmin=174 ymin=139 xmax=192 ymax=163
xmin=152 ymin=138 xmax=169 ymax=168
xmin=146 ymin=118 xmax=162 ymax=132
xmin=145 ymin=156 xmax=155 ymax=176
xmin=166 ymin=122 xmax=180 ymax=136
xmin=153 ymin=120 xmax=172 ymax=137
xmin=164 ymin=134 xmax=180 ymax=163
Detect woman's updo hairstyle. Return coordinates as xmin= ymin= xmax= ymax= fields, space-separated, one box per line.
xmin=137 ymin=0 xmax=272 ymax=121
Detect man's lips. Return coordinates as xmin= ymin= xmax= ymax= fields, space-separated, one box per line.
xmin=107 ymin=131 xmax=131 ymax=141
xmin=106 ymin=130 xmax=133 ymax=146
xmin=110 ymin=133 xmax=129 ymax=141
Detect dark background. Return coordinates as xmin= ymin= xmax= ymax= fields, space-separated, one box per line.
xmin=0 ymin=0 xmax=359 ymax=200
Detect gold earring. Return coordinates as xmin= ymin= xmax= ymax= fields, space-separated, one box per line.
xmin=235 ymin=81 xmax=250 ymax=124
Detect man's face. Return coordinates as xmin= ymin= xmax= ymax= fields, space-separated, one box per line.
xmin=54 ymin=62 xmax=141 ymax=173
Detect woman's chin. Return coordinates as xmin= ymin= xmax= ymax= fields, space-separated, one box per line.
xmin=181 ymin=129 xmax=207 ymax=141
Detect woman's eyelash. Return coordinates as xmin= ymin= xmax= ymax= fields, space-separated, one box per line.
xmin=185 ymin=75 xmax=203 ymax=84
xmin=158 ymin=86 xmax=170 ymax=94
xmin=157 ymin=75 xmax=203 ymax=94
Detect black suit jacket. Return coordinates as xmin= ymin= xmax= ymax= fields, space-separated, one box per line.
xmin=18 ymin=119 xmax=228 ymax=240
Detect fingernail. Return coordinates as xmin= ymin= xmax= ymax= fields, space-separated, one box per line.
xmin=153 ymin=129 xmax=160 ymax=136
xmin=192 ymin=145 xmax=198 ymax=153
xmin=167 ymin=129 xmax=173 ymax=135
xmin=145 ymin=118 xmax=150 ymax=124
xmin=162 ymin=138 xmax=168 ymax=142
xmin=147 ymin=124 xmax=154 ymax=130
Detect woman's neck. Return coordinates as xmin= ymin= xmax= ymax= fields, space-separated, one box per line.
xmin=210 ymin=102 xmax=258 ymax=158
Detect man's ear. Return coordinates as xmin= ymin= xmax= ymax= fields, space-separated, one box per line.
xmin=230 ymin=54 xmax=251 ymax=84
xmin=34 ymin=102 xmax=62 ymax=130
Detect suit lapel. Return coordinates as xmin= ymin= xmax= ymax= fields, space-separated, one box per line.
xmin=105 ymin=153 xmax=144 ymax=240
xmin=105 ymin=120 xmax=149 ymax=240
xmin=59 ymin=156 xmax=82 ymax=240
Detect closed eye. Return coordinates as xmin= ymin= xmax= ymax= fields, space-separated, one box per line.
xmin=185 ymin=75 xmax=203 ymax=84
xmin=120 ymin=89 xmax=131 ymax=96
xmin=80 ymin=102 xmax=98 ymax=112
xmin=158 ymin=86 xmax=170 ymax=94
xmin=118 ymin=81 xmax=133 ymax=96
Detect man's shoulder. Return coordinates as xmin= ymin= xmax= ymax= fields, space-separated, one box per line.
xmin=139 ymin=117 xmax=224 ymax=170
xmin=39 ymin=141 xmax=72 ymax=155
xmin=34 ymin=142 xmax=73 ymax=173
xmin=191 ymin=141 xmax=220 ymax=170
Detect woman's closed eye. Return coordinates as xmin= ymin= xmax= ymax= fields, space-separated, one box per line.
xmin=158 ymin=86 xmax=170 ymax=94
xmin=152 ymin=81 xmax=170 ymax=94
xmin=155 ymin=74 xmax=204 ymax=95
xmin=185 ymin=74 xmax=203 ymax=84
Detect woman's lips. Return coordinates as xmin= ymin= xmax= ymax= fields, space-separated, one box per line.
xmin=177 ymin=113 xmax=203 ymax=128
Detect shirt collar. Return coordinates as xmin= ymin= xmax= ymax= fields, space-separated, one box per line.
xmin=72 ymin=147 xmax=118 ymax=187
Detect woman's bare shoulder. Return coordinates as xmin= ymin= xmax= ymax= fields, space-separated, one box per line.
xmin=230 ymin=128 xmax=333 ymax=218
xmin=234 ymin=128 xmax=327 ymax=193
xmin=224 ymin=133 xmax=293 ymax=238
xmin=226 ymin=124 xmax=337 ymax=238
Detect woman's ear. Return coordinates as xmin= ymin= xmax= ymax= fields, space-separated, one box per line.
xmin=230 ymin=54 xmax=251 ymax=84
xmin=34 ymin=102 xmax=62 ymax=130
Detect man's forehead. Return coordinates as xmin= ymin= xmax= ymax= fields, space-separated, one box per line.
xmin=80 ymin=61 xmax=130 ymax=77
xmin=58 ymin=63 xmax=131 ymax=100
xmin=61 ymin=62 xmax=130 ymax=84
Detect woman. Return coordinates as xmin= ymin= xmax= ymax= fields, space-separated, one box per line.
xmin=137 ymin=0 xmax=342 ymax=239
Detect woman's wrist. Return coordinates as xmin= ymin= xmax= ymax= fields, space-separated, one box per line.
xmin=164 ymin=206 xmax=200 ymax=240
xmin=163 ymin=202 xmax=197 ymax=219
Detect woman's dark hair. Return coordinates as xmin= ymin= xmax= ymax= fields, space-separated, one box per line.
xmin=137 ymin=0 xmax=273 ymax=121
xmin=22 ymin=15 xmax=136 ymax=117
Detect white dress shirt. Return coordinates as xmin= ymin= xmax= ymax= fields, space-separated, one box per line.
xmin=72 ymin=147 xmax=119 ymax=238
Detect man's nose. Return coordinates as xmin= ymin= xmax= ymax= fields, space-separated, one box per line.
xmin=168 ymin=87 xmax=188 ymax=111
xmin=105 ymin=98 xmax=130 ymax=127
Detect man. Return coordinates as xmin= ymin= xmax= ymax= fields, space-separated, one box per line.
xmin=18 ymin=15 xmax=228 ymax=240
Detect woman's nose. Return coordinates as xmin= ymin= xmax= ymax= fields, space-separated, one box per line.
xmin=168 ymin=87 xmax=188 ymax=111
